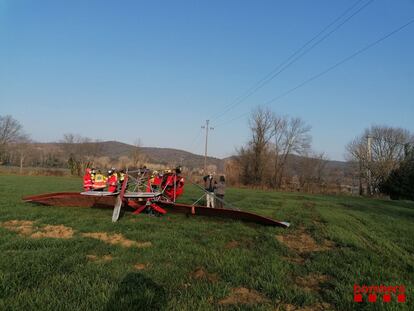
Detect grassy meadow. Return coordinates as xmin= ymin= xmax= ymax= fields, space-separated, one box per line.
xmin=0 ymin=174 xmax=413 ymax=310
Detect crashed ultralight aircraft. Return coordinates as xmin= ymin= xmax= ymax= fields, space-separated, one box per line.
xmin=23 ymin=169 xmax=290 ymax=228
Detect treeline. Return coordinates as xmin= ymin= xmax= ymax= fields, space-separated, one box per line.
xmin=223 ymin=107 xmax=414 ymax=199
xmin=0 ymin=115 xmax=197 ymax=177
xmin=224 ymin=107 xmax=336 ymax=193
xmin=0 ymin=115 xmax=149 ymax=174
xmin=1 ymin=113 xmax=413 ymax=199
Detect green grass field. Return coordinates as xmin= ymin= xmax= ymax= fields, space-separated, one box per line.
xmin=0 ymin=175 xmax=413 ymax=310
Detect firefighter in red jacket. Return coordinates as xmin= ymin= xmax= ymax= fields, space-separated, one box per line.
xmin=83 ymin=168 xmax=93 ymax=191
xmin=107 ymin=169 xmax=118 ymax=193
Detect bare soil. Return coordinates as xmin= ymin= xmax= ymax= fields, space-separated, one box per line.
xmin=81 ymin=232 xmax=152 ymax=248
xmin=134 ymin=263 xmax=147 ymax=270
xmin=2 ymin=220 xmax=35 ymax=235
xmin=295 ymin=274 xmax=330 ymax=292
xmin=31 ymin=225 xmax=74 ymax=239
xmin=86 ymin=254 xmax=113 ymax=262
xmin=218 ymin=287 xmax=270 ymax=306
xmin=191 ymin=267 xmax=219 ymax=283
xmin=275 ymin=229 xmax=334 ymax=254
xmin=2 ymin=220 xmax=74 ymax=239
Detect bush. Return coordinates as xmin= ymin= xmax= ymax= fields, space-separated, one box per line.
xmin=381 ymin=148 xmax=414 ymax=200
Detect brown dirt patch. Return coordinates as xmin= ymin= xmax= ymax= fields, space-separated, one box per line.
xmin=134 ymin=263 xmax=148 ymax=270
xmin=2 ymin=220 xmax=74 ymax=239
xmin=218 ymin=287 xmax=270 ymax=306
xmin=225 ymin=240 xmax=239 ymax=249
xmin=102 ymin=255 xmax=113 ymax=261
xmin=31 ymin=225 xmax=74 ymax=239
xmin=191 ymin=267 xmax=219 ymax=283
xmin=276 ymin=230 xmax=334 ymax=254
xmin=81 ymin=232 xmax=152 ymax=248
xmin=86 ymin=254 xmax=98 ymax=261
xmin=86 ymin=254 xmax=113 ymax=262
xmin=295 ymin=274 xmax=329 ymax=292
xmin=2 ymin=220 xmax=35 ymax=235
xmin=322 ymin=240 xmax=335 ymax=248
xmin=281 ymin=302 xmax=333 ymax=311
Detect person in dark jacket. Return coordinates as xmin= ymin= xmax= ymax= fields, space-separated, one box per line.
xmin=214 ymin=175 xmax=226 ymax=208
xmin=203 ymin=174 xmax=216 ymax=208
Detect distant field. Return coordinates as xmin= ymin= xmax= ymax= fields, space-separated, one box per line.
xmin=0 ymin=175 xmax=413 ymax=310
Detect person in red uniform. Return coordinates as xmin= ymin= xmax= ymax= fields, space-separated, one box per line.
xmin=107 ymin=169 xmax=118 ymax=193
xmin=83 ymin=168 xmax=93 ymax=191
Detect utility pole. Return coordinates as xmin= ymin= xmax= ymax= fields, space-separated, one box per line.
xmin=201 ymin=120 xmax=214 ymax=174
xmin=367 ymin=134 xmax=373 ymax=196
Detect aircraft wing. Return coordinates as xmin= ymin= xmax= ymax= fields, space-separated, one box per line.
xmin=80 ymin=191 xmax=120 ymax=196
xmin=123 ymin=192 xmax=162 ymax=198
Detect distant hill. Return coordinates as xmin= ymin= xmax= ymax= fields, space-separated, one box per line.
xmin=99 ymin=141 xmax=224 ymax=170
xmin=33 ymin=140 xmax=350 ymax=175
xmin=34 ymin=141 xmax=224 ymax=171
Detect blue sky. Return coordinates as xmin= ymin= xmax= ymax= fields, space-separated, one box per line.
xmin=1 ymin=0 xmax=413 ymax=161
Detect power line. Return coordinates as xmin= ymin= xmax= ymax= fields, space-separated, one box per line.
xmin=213 ymin=18 xmax=414 ymax=129
xmin=209 ymin=0 xmax=372 ymax=122
xmin=187 ymin=128 xmax=203 ymax=152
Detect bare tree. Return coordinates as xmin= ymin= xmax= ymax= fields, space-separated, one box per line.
xmin=271 ymin=116 xmax=312 ymax=188
xmin=248 ymin=106 xmax=274 ymax=185
xmin=236 ymin=145 xmax=253 ymax=185
xmin=346 ymin=125 xmax=413 ymax=194
xmin=94 ymin=156 xmax=111 ymax=169
xmin=117 ymin=156 xmax=132 ymax=169
xmin=346 ymin=137 xmax=367 ymax=195
xmin=224 ymin=158 xmax=240 ymax=186
xmin=0 ymin=115 xmax=25 ymax=163
xmin=15 ymin=136 xmax=32 ymax=174
xmin=0 ymin=115 xmax=24 ymax=145
xmin=236 ymin=107 xmax=312 ymax=189
xmin=130 ymin=139 xmax=147 ymax=168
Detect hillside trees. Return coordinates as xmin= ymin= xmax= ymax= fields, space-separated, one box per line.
xmin=61 ymin=134 xmax=102 ymax=175
xmin=298 ymin=152 xmax=328 ymax=192
xmin=130 ymin=139 xmax=147 ymax=168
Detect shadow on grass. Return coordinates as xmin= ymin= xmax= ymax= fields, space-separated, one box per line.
xmin=105 ymin=272 xmax=166 ymax=311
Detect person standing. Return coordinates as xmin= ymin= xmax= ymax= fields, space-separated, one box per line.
xmin=214 ymin=175 xmax=226 ymax=209
xmin=93 ymin=170 xmax=107 ymax=191
xmin=90 ymin=168 xmax=96 ymax=184
xmin=83 ymin=168 xmax=93 ymax=191
xmin=118 ymin=169 xmax=126 ymax=190
xmin=203 ymin=174 xmax=216 ymax=208
xmin=107 ymin=169 xmax=118 ymax=193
